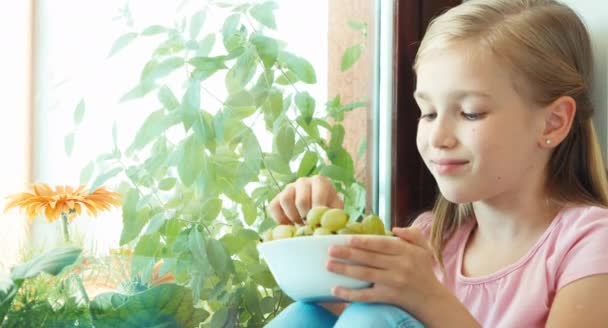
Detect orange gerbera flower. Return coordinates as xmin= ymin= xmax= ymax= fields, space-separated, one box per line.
xmin=4 ymin=183 xmax=122 ymax=223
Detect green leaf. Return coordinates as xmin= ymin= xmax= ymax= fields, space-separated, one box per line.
xmin=158 ymin=177 xmax=176 ymax=190
xmin=222 ymin=14 xmax=240 ymax=38
xmin=329 ymin=124 xmax=345 ymax=151
xmin=207 ymin=239 xmax=230 ymax=275
xmin=328 ymin=148 xmax=354 ymax=176
xmin=265 ymin=154 xmax=291 ymax=175
xmin=120 ymin=189 xmax=140 ymax=245
xmin=344 ymin=182 xmax=366 ymax=221
xmin=225 ymin=49 xmax=257 ymax=94
xmin=144 ymin=212 xmax=170 ymax=235
xmin=196 ymin=34 xmax=216 ymax=57
xmin=119 ymin=80 xmax=157 ymax=102
xmin=90 ymin=284 xmax=209 ymax=327
xmin=249 ymin=2 xmax=277 ymax=29
xmin=251 ymin=33 xmax=278 ymax=69
xmin=189 ymin=10 xmax=206 ymax=40
xmin=141 ymin=25 xmax=167 ymax=36
xmin=178 ymin=135 xmax=204 ymax=187
xmin=210 ymin=307 xmax=229 ymax=328
xmin=90 ymin=167 xmax=122 ymax=192
xmin=128 ymin=110 xmax=181 ymax=153
xmin=241 ymin=197 xmax=257 ymax=225
xmin=189 ymin=56 xmax=227 ymax=81
xmin=134 ymin=232 xmax=160 ymax=258
xmin=320 ymin=164 xmax=354 ymax=184
xmin=279 ymin=51 xmax=316 ymax=84
xmin=225 ymin=90 xmax=256 ymax=119
xmin=140 ymin=57 xmax=185 ymax=82
xmin=348 ymin=20 xmax=368 ymax=34
xmin=297 ymin=151 xmax=318 ymax=177
xmin=181 ymin=80 xmax=201 ymax=131
xmin=341 ymin=44 xmax=364 ymax=72
xmin=357 ymin=137 xmax=367 ymax=159
xmin=242 ymin=129 xmax=262 ymax=169
xmin=260 ymin=296 xmax=276 ymax=314
xmin=64 ymin=132 xmax=74 ymax=157
xmin=193 ymin=111 xmax=216 ymax=151
xmin=275 ymin=70 xmax=298 ymax=85
xmin=10 ymin=246 xmax=81 ymax=281
xmin=200 ymin=198 xmax=222 ymax=222
xmin=153 ymin=38 xmax=185 ymax=57
xmin=275 ymin=125 xmax=295 ymax=162
xmin=74 ymin=99 xmax=85 ymax=125
xmin=262 ymin=89 xmax=284 ymax=129
xmin=295 ymin=91 xmax=315 ymax=123
xmin=80 ymin=161 xmax=95 ymax=185
xmin=108 ymin=32 xmax=138 ymax=57
xmin=342 ymin=100 xmax=368 ymax=112
xmin=189 ymin=228 xmax=210 ymax=270
xmin=222 ymin=14 xmax=242 ymax=52
xmin=157 ymin=85 xmax=179 ymax=111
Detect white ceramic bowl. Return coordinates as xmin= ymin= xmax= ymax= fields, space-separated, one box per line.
xmin=257 ymin=234 xmax=397 ymax=302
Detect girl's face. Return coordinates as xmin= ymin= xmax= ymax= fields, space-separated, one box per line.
xmin=415 ymin=43 xmax=548 ymax=204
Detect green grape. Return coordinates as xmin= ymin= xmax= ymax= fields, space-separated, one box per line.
xmin=262 ymin=229 xmax=273 ymax=242
xmin=306 ymin=206 xmax=328 ymax=227
xmin=313 ymin=227 xmax=332 ymax=235
xmin=345 ymin=222 xmax=364 ymax=234
xmin=337 ymin=227 xmax=355 ymax=235
xmin=362 ymin=214 xmax=386 ymax=235
xmin=260 ymin=207 xmax=392 ymax=242
xmin=272 ymin=224 xmax=296 ymax=240
xmin=320 ymin=208 xmax=348 ymax=232
xmin=295 ymin=225 xmax=314 ymax=236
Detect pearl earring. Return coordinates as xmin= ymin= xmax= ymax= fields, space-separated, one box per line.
xmin=545 ymin=139 xmax=552 ymax=145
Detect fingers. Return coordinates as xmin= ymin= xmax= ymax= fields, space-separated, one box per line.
xmin=311 ymin=176 xmax=338 ymax=208
xmin=328 ymin=245 xmax=392 ymax=270
xmin=267 ymin=176 xmax=341 ymax=225
xmin=279 ymin=184 xmax=304 ymax=224
xmin=268 ymin=197 xmax=290 ymax=224
xmin=347 ymin=235 xmax=405 ymax=255
xmin=294 ymin=178 xmax=312 ymax=219
xmin=392 ymin=227 xmax=430 ymax=251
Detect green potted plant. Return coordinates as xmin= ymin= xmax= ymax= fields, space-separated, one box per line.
xmin=42 ymin=0 xmax=370 ymax=326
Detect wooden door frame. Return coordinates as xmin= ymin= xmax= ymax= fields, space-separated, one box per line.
xmin=390 ymin=0 xmax=462 ymax=227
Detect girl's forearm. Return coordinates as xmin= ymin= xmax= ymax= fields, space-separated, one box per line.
xmin=408 ymin=286 xmax=481 ymax=328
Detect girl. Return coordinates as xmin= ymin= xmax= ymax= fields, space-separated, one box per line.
xmin=266 ymin=0 xmax=608 ymax=327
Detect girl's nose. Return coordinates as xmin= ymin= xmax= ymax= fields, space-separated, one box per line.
xmin=429 ymin=116 xmax=457 ymax=149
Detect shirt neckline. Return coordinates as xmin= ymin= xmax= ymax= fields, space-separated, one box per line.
xmin=455 ymin=208 xmax=566 ymax=285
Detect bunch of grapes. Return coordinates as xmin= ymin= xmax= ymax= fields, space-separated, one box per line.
xmin=262 ymin=206 xmax=393 ymax=241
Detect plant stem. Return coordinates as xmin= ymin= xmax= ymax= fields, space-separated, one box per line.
xmin=75 ymin=275 xmax=95 ymax=324
xmin=61 ymin=214 xmax=70 ymax=243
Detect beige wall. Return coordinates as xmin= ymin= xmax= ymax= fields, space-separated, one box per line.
xmin=328 ymin=0 xmax=374 ymax=201
xmin=560 ymin=0 xmax=608 ymax=157
xmin=0 ymin=0 xmax=34 ymax=270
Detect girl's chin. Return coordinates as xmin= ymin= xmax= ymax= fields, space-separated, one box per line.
xmin=438 ymin=188 xmax=479 ymax=204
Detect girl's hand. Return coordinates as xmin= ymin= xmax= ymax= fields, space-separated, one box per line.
xmin=326 ymin=227 xmax=444 ymax=313
xmin=267 ymin=176 xmax=343 ymax=225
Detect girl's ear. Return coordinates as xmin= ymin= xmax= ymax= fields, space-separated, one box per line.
xmin=539 ymin=96 xmax=576 ymax=148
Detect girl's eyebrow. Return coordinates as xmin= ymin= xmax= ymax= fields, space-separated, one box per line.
xmin=413 ymin=90 xmax=492 ymax=101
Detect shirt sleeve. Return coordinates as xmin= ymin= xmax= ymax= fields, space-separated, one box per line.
xmin=556 ymin=207 xmax=608 ymax=290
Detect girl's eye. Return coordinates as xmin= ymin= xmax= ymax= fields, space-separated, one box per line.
xmin=462 ymin=112 xmax=484 ymax=121
xmin=418 ymin=113 xmax=437 ymax=121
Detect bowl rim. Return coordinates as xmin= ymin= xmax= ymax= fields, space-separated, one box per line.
xmin=257 ymin=234 xmax=399 ymax=249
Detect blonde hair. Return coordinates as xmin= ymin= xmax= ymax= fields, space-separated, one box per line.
xmin=413 ymin=0 xmax=608 ymax=264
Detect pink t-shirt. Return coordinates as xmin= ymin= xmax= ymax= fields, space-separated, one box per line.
xmin=412 ymin=205 xmax=608 ymax=327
